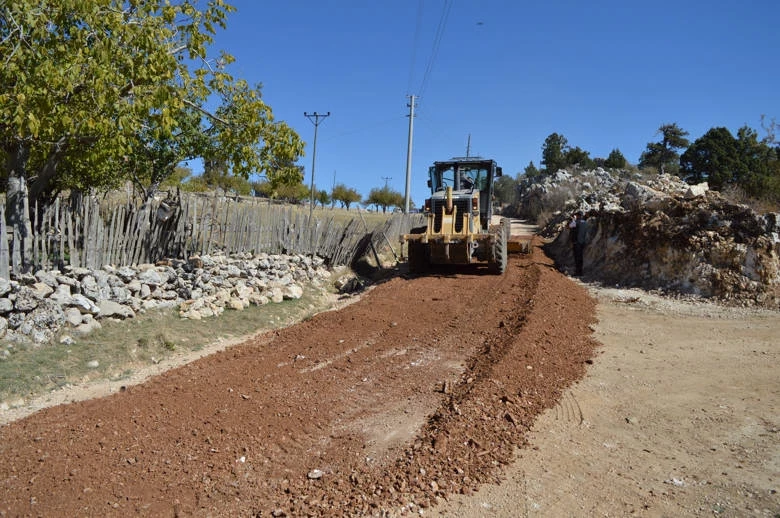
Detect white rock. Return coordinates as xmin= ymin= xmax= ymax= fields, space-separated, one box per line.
xmin=0 ymin=298 xmax=13 ymax=313
xmin=49 ymin=284 xmax=72 ymax=304
xmin=65 ymin=307 xmax=83 ymax=326
xmin=268 ymin=287 xmax=284 ymax=304
xmin=74 ymin=319 xmax=102 ymax=336
xmin=68 ymin=294 xmax=101 ymax=315
xmin=97 ymin=300 xmax=135 ymax=319
xmin=282 ymin=284 xmax=303 ymax=300
xmin=685 ymin=182 xmax=709 ymax=199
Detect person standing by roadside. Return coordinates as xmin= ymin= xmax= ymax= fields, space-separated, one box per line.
xmin=569 ymin=211 xmax=588 ymax=276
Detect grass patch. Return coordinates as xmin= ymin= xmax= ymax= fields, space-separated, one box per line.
xmin=0 ymin=287 xmax=337 ymax=405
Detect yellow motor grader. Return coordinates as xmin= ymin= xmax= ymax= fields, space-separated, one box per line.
xmin=401 ymin=157 xmax=511 ymax=274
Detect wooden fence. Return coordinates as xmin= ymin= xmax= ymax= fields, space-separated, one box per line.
xmin=0 ymin=192 xmax=424 ymax=278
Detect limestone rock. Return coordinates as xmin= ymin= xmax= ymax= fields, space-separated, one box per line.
xmin=68 ymin=294 xmax=101 ymax=315
xmin=14 ymin=287 xmax=40 ymax=312
xmin=98 ymin=300 xmax=136 ymax=319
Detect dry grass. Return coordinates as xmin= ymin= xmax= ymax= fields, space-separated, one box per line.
xmin=0 ymin=287 xmax=337 ymax=405
xmin=720 ymin=185 xmax=780 ymax=214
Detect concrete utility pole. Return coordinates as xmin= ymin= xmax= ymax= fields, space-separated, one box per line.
xmin=304 ymin=111 xmax=330 ymax=252
xmin=403 ymin=95 xmax=416 ymax=213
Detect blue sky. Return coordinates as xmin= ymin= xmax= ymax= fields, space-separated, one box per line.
xmin=207 ymin=0 xmax=778 ymax=207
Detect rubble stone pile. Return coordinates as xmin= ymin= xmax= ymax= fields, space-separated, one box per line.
xmin=524 ymin=168 xmax=780 ymax=308
xmin=0 ymin=253 xmax=331 ymax=347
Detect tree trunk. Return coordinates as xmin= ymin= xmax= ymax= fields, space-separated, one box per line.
xmin=4 ymin=143 xmax=34 ymax=273
xmin=28 ymin=138 xmax=68 ymax=204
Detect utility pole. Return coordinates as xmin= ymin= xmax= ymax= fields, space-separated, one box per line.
xmin=466 ymin=134 xmax=471 ymax=157
xmin=381 ymin=176 xmax=392 ymax=188
xmin=304 ymin=111 xmax=330 ymax=252
xmin=403 ymin=95 xmax=416 ymax=213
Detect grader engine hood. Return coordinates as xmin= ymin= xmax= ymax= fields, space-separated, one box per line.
xmin=427 ymin=186 xmax=479 ymax=235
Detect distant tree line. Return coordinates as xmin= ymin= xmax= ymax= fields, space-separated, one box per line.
xmin=489 ymin=117 xmax=780 ymax=209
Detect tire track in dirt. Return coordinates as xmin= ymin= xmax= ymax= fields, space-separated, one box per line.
xmin=0 ymin=241 xmax=599 ymax=517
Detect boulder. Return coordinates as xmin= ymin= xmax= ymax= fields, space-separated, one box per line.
xmin=31 ymin=282 xmax=54 ymax=298
xmin=68 ymin=294 xmax=101 ymax=315
xmin=97 ymin=300 xmax=135 ymax=319
xmin=74 ymin=316 xmax=102 ymax=336
xmin=116 ymin=266 xmax=137 ymax=282
xmin=14 ymin=287 xmax=40 ymax=312
xmin=49 ymin=284 xmax=73 ymax=305
xmin=137 ymin=269 xmax=163 ymax=286
xmin=621 ymin=182 xmax=669 ymax=211
xmin=227 ymin=298 xmax=246 ymax=310
xmin=80 ymin=275 xmax=101 ymax=300
xmin=0 ymin=298 xmax=13 ymax=314
xmin=65 ymin=307 xmax=83 ymax=326
xmin=34 ymin=270 xmax=59 ymax=288
xmin=282 ymin=284 xmax=304 ymax=300
xmin=685 ymin=182 xmax=710 ymax=199
xmin=268 ymin=287 xmax=284 ymax=304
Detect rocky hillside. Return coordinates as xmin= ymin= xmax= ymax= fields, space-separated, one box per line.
xmin=517 ymin=169 xmax=780 ymax=308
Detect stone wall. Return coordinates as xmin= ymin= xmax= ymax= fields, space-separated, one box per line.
xmin=0 ymin=253 xmax=331 ymax=348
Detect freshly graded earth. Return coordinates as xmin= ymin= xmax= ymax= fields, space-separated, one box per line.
xmin=1 ymin=241 xmax=778 ymax=517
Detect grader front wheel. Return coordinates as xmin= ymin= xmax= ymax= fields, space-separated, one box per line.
xmin=488 ymin=218 xmax=509 ymax=275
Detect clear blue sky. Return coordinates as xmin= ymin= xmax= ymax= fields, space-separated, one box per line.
xmin=206 ymin=0 xmax=779 ymax=207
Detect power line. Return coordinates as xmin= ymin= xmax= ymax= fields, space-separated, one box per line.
xmin=418 ymin=0 xmax=453 ymax=98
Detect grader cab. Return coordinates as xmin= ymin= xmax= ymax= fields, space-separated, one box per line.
xmin=401 ymin=157 xmax=510 ymax=274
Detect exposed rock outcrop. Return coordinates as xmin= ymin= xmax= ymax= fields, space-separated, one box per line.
xmin=522 ymin=168 xmax=780 ymax=308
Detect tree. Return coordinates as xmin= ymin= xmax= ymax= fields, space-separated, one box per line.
xmin=315 ymin=189 xmax=331 ymax=208
xmin=331 ymin=183 xmax=361 ymax=210
xmin=274 ymin=182 xmax=309 ymax=204
xmin=493 ymin=175 xmax=517 ymax=206
xmin=564 ymin=146 xmax=595 ymax=170
xmin=638 ymin=123 xmax=690 ymax=175
xmin=679 ymin=124 xmax=780 ymax=200
xmin=604 ymin=148 xmax=627 ymax=169
xmin=0 ymin=1 xmax=303 ymax=270
xmin=364 ymin=186 xmax=403 ymax=213
xmin=541 ymin=133 xmax=569 ymax=173
xmin=680 ymin=127 xmax=741 ymax=188
xmin=523 ymin=161 xmax=541 ymax=179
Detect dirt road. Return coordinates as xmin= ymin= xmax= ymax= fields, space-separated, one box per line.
xmin=433 ymin=287 xmax=779 ymax=517
xmin=1 ymin=242 xmax=778 ymax=517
